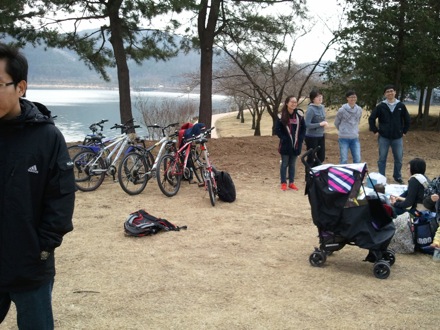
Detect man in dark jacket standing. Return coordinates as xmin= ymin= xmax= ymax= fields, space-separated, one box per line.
xmin=368 ymin=84 xmax=410 ymax=184
xmin=0 ymin=43 xmax=75 ymax=329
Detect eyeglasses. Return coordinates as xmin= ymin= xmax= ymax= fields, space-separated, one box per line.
xmin=0 ymin=82 xmax=14 ymax=88
xmin=385 ymin=89 xmax=395 ymax=94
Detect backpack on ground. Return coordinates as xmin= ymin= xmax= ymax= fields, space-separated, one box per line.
xmin=411 ymin=210 xmax=439 ymax=254
xmin=215 ymin=171 xmax=236 ymax=202
xmin=124 ymin=209 xmax=187 ymax=237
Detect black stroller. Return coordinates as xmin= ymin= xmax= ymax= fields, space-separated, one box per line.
xmin=301 ymin=148 xmax=396 ymax=279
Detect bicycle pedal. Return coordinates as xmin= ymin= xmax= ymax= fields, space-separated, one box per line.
xmin=197 ymin=183 xmax=204 ymax=188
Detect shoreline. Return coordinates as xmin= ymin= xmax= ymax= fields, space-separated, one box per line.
xmin=211 ymin=111 xmax=238 ymax=139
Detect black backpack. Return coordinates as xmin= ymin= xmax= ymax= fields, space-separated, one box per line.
xmin=215 ymin=171 xmax=236 ymax=202
xmin=124 ymin=209 xmax=187 ymax=237
xmin=411 ymin=210 xmax=439 ymax=254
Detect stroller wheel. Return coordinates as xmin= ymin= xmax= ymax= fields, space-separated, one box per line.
xmin=382 ymin=250 xmax=396 ymax=266
xmin=373 ymin=260 xmax=391 ymax=279
xmin=309 ymin=250 xmax=327 ymax=267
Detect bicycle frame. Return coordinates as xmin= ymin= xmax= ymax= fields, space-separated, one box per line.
xmin=149 ymin=135 xmax=176 ymax=172
xmin=83 ymin=133 xmax=130 ymax=174
xmin=196 ymin=136 xmax=217 ymax=186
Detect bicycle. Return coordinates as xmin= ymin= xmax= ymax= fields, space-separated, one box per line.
xmin=67 ymin=119 xmax=109 ymax=160
xmin=117 ymin=122 xmax=180 ymax=195
xmin=72 ymin=121 xmax=144 ymax=192
xmin=156 ymin=127 xmax=217 ymax=206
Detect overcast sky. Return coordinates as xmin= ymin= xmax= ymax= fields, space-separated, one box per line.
xmin=58 ymin=0 xmax=343 ymax=64
xmin=293 ymin=0 xmax=343 ymax=63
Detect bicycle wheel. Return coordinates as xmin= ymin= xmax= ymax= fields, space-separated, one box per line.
xmin=68 ymin=144 xmax=87 ymax=161
xmin=156 ymin=154 xmax=181 ymax=197
xmin=204 ymin=169 xmax=216 ymax=206
xmin=72 ymin=150 xmax=106 ymax=192
xmin=118 ymin=152 xmax=149 ymax=195
xmin=68 ymin=143 xmax=105 ymax=161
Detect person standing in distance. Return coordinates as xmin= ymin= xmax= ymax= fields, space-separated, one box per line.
xmin=305 ymin=89 xmax=328 ymax=168
xmin=334 ymin=90 xmax=363 ymax=164
xmin=0 ymin=43 xmax=75 ymax=329
xmin=368 ymin=84 xmax=410 ymax=184
xmin=276 ymin=96 xmax=306 ymax=191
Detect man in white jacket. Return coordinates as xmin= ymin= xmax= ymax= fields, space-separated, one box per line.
xmin=334 ymin=90 xmax=363 ymax=164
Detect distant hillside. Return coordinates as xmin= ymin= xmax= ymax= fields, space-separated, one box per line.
xmin=21 ymin=40 xmax=202 ymax=89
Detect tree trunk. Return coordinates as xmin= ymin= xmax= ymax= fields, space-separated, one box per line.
xmin=254 ymin=111 xmax=262 ymax=136
xmin=238 ymin=103 xmax=245 ymax=123
xmin=197 ymin=0 xmax=221 ymax=131
xmin=418 ymin=86 xmax=425 ymax=117
xmin=108 ymin=0 xmax=134 ymax=131
xmin=422 ymin=86 xmax=433 ymax=130
xmin=251 ymin=109 xmax=256 ymax=129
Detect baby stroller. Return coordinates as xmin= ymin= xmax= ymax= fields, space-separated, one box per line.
xmin=301 ymin=148 xmax=396 ymax=279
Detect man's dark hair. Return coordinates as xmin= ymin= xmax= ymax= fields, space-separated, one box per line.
xmin=409 ymin=158 xmax=426 ymax=175
xmin=345 ymin=90 xmax=356 ymax=98
xmin=383 ymin=84 xmax=395 ymax=94
xmin=0 ymin=43 xmax=28 ymax=89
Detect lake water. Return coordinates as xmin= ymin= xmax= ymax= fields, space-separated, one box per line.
xmin=25 ymin=88 xmax=231 ymax=142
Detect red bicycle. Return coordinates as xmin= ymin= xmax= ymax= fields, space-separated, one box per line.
xmin=156 ymin=127 xmax=218 ymax=206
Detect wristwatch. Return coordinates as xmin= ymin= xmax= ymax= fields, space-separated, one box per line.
xmin=40 ymin=251 xmax=51 ymax=261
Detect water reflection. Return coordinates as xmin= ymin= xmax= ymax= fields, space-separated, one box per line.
xmin=25 ymin=88 xmax=230 ymax=142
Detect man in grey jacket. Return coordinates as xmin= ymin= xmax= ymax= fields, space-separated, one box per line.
xmin=334 ymin=90 xmax=363 ymax=164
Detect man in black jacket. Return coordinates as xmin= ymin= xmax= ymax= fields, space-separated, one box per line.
xmin=0 ymin=43 xmax=75 ymax=329
xmin=368 ymin=84 xmax=410 ymax=184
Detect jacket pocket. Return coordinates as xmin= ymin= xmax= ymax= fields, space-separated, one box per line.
xmin=58 ymin=158 xmax=76 ymax=195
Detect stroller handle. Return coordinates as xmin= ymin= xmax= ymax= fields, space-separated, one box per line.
xmin=301 ymin=146 xmax=321 ymax=171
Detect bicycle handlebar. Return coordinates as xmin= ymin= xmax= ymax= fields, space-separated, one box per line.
xmin=185 ymin=127 xmax=215 ymax=143
xmin=110 ymin=120 xmax=139 ymax=133
xmin=88 ymin=119 xmax=109 ymax=132
xmin=147 ymin=122 xmax=180 ymax=137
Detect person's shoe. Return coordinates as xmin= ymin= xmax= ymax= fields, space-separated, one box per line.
xmin=289 ymin=183 xmax=299 ymax=191
xmin=394 ymin=178 xmax=404 ymax=184
xmin=281 ymin=183 xmax=287 ymax=191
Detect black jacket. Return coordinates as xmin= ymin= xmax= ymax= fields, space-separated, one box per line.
xmin=368 ymin=101 xmax=410 ymax=139
xmin=0 ymin=99 xmax=75 ymax=292
xmin=276 ymin=109 xmax=306 ymax=156
xmin=393 ymin=176 xmax=426 ymax=211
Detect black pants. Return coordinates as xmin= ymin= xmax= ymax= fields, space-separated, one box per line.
xmin=305 ymin=135 xmax=325 ymax=168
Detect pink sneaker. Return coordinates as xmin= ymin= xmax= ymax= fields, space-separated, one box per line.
xmin=289 ymin=183 xmax=299 ymax=191
xmin=281 ymin=183 xmax=287 ymax=191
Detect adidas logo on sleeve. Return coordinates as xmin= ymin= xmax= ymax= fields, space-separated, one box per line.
xmin=27 ymin=165 xmax=39 ymax=174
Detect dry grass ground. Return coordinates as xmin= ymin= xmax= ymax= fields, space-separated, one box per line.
xmin=3 ymin=104 xmax=440 ymax=329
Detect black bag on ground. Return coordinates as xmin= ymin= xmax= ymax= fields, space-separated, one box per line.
xmin=124 ymin=209 xmax=187 ymax=237
xmin=215 ymin=171 xmax=236 ymax=202
xmin=411 ymin=210 xmax=438 ymax=254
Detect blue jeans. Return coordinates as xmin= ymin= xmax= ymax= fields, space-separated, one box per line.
xmin=378 ymin=136 xmax=403 ymax=180
xmin=280 ymin=154 xmax=298 ymax=183
xmin=338 ymin=138 xmax=361 ymax=164
xmin=0 ymin=280 xmax=54 ymax=330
